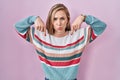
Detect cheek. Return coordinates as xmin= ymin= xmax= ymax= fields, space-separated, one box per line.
xmin=63 ymin=20 xmax=68 ymax=26
xmin=53 ymin=22 xmax=57 ymax=29
xmin=53 ymin=21 xmax=56 ymax=25
xmin=64 ymin=18 xmax=68 ymax=24
xmin=52 ymin=21 xmax=55 ymax=27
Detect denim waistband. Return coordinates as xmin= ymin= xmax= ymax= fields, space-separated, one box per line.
xmin=45 ymin=78 xmax=77 ymax=80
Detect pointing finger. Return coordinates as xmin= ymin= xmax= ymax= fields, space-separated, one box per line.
xmin=70 ymin=26 xmax=75 ymax=35
xmin=44 ymin=27 xmax=46 ymax=36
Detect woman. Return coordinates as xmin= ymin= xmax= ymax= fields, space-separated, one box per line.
xmin=14 ymin=3 xmax=106 ymax=80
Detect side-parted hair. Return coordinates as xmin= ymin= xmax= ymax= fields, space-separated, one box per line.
xmin=46 ymin=3 xmax=71 ymax=35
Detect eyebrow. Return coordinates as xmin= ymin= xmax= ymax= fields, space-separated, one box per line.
xmin=54 ymin=16 xmax=65 ymax=19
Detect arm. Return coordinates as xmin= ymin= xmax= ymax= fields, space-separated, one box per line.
xmin=71 ymin=14 xmax=107 ymax=43
xmin=14 ymin=16 xmax=46 ymax=43
xmin=14 ymin=16 xmax=38 ymax=43
xmin=85 ymin=15 xmax=107 ymax=42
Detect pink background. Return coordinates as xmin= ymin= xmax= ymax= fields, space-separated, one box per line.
xmin=0 ymin=0 xmax=120 ymax=80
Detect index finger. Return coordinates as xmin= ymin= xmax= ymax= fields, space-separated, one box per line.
xmin=43 ymin=27 xmax=46 ymax=36
xmin=70 ymin=26 xmax=75 ymax=35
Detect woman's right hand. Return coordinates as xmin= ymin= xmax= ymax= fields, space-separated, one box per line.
xmin=34 ymin=16 xmax=46 ymax=36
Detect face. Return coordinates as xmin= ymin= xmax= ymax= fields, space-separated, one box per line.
xmin=52 ymin=10 xmax=68 ymax=34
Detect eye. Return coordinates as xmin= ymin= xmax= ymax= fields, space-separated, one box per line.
xmin=54 ymin=17 xmax=57 ymax=21
xmin=60 ymin=17 xmax=65 ymax=20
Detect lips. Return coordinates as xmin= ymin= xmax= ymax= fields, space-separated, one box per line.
xmin=58 ymin=27 xmax=63 ymax=30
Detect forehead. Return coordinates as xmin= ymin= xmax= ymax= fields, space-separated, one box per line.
xmin=54 ymin=10 xmax=66 ymax=17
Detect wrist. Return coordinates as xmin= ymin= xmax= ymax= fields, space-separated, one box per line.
xmin=80 ymin=14 xmax=86 ymax=22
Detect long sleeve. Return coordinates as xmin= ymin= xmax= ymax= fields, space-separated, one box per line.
xmin=14 ymin=16 xmax=37 ymax=42
xmin=85 ymin=15 xmax=107 ymax=42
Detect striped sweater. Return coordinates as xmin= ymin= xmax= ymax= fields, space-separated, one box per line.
xmin=14 ymin=15 xmax=106 ymax=80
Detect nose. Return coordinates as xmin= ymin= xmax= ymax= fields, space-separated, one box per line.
xmin=57 ymin=20 xmax=61 ymax=26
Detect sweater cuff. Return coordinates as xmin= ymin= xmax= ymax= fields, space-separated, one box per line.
xmin=29 ymin=16 xmax=38 ymax=24
xmin=84 ymin=15 xmax=93 ymax=25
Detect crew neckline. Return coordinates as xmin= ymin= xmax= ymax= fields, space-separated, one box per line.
xmin=50 ymin=31 xmax=70 ymax=39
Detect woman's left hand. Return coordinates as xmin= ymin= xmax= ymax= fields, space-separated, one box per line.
xmin=70 ymin=15 xmax=85 ymax=35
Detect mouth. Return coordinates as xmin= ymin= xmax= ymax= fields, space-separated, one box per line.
xmin=58 ymin=27 xmax=63 ymax=30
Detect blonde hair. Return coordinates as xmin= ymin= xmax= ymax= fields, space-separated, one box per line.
xmin=46 ymin=3 xmax=71 ymax=35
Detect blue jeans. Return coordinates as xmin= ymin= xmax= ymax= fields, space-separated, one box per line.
xmin=45 ymin=78 xmax=49 ymax=80
xmin=45 ymin=78 xmax=77 ymax=80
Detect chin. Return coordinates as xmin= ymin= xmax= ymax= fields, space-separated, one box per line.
xmin=58 ymin=30 xmax=65 ymax=32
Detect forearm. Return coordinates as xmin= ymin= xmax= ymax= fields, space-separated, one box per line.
xmin=14 ymin=16 xmax=37 ymax=33
xmin=84 ymin=15 xmax=107 ymax=35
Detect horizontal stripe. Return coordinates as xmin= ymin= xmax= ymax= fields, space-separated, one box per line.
xmin=41 ymin=61 xmax=80 ymax=68
xmin=34 ymin=34 xmax=84 ymax=49
xmin=39 ymin=56 xmax=80 ymax=66
xmin=34 ymin=37 xmax=85 ymax=52
xmin=45 ymin=78 xmax=77 ymax=80
xmin=35 ymin=45 xmax=84 ymax=57
xmin=33 ymin=37 xmax=86 ymax=55
xmin=41 ymin=62 xmax=79 ymax=79
xmin=36 ymin=50 xmax=82 ymax=61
